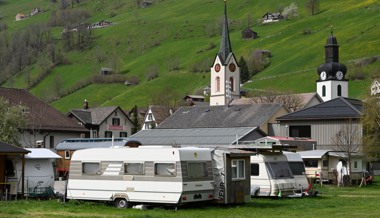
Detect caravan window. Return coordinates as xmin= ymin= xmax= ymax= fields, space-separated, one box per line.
xmin=266 ymin=162 xmax=293 ymax=179
xmin=251 ymin=163 xmax=259 ymax=176
xmin=289 ymin=162 xmax=306 ymax=176
xmin=124 ymin=163 xmax=144 ymax=175
xmin=82 ymin=162 xmax=100 ymax=175
xmin=232 ymin=159 xmax=245 ymax=179
xmin=155 ymin=163 xmax=176 ymax=176
xmin=304 ymin=159 xmax=318 ymax=168
xmin=187 ymin=162 xmax=208 ymax=178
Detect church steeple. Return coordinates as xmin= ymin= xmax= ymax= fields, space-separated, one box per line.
xmin=316 ymin=29 xmax=348 ymax=102
xmin=325 ymin=28 xmax=339 ymax=63
xmin=210 ymin=0 xmax=240 ymax=106
xmin=218 ymin=0 xmax=232 ymax=64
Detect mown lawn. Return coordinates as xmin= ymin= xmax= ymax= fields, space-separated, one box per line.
xmin=1 ymin=178 xmax=379 ymax=218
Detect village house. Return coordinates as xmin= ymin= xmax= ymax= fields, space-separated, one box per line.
xmin=0 ymin=88 xmax=87 ymax=149
xmin=15 ymin=13 xmax=27 ymax=21
xmin=141 ymin=105 xmax=175 ymax=130
xmin=67 ymin=100 xmax=134 ymax=138
xmin=262 ymin=12 xmax=283 ymax=23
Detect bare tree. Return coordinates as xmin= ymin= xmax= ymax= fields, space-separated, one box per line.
xmin=362 ymin=97 xmax=380 ymax=162
xmin=249 ymin=89 xmax=304 ymax=112
xmin=306 ymin=0 xmax=320 ymax=16
xmin=332 ymin=119 xmax=362 ymax=185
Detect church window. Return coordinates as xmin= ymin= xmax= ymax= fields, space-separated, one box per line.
xmin=216 ymin=77 xmax=220 ymax=92
xmin=229 ymin=77 xmax=234 ymax=91
xmin=322 ymin=85 xmax=326 ymax=97
xmin=337 ymin=85 xmax=342 ymax=96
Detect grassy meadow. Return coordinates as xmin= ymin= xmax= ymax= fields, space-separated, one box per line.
xmin=0 ymin=0 xmax=379 ymax=112
xmin=1 ymin=178 xmax=380 ymax=218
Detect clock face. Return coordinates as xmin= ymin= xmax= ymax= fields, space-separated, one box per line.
xmin=320 ymin=71 xmax=327 ymax=80
xmin=215 ymin=64 xmax=221 ymax=72
xmin=336 ymin=71 xmax=343 ymax=80
xmin=229 ymin=63 xmax=236 ymax=72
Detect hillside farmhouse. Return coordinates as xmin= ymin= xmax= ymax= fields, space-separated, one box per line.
xmin=0 ymin=88 xmax=87 ymax=148
xmin=67 ymin=101 xmax=134 ymax=138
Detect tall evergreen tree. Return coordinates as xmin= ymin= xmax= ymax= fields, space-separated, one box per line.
xmin=239 ymin=56 xmax=250 ymax=83
xmin=130 ymin=105 xmax=141 ymax=134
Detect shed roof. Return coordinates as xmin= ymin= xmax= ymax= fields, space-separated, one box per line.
xmin=157 ymin=104 xmax=284 ymax=129
xmin=0 ymin=141 xmax=30 ymax=154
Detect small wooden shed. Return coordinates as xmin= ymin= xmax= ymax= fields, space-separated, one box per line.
xmin=241 ymin=27 xmax=258 ymax=39
xmin=212 ymin=149 xmax=253 ymax=204
xmin=0 ymin=141 xmax=30 ymax=198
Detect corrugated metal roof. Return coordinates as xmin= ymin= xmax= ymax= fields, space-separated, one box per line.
xmin=130 ymin=127 xmax=259 ymax=146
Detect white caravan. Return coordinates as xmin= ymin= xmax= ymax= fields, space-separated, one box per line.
xmin=250 ymin=153 xmax=296 ymax=197
xmin=6 ymin=148 xmax=61 ymax=196
xmin=66 ymin=146 xmax=214 ymax=207
xmin=283 ymin=152 xmax=309 ymax=193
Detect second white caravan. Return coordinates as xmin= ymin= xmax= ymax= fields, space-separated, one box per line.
xmin=250 ymin=153 xmax=297 ymax=197
xmin=66 ymin=146 xmax=214 ymax=207
xmin=283 ymin=152 xmax=309 ymax=193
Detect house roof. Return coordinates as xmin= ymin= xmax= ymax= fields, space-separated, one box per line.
xmin=68 ymin=106 xmax=133 ymax=126
xmin=25 ymin=148 xmax=61 ymax=159
xmin=0 ymin=88 xmax=86 ymax=132
xmin=129 ymin=127 xmax=262 ymax=148
xmin=148 ymin=105 xmax=172 ymax=125
xmin=0 ymin=141 xmax=30 ymax=154
xmin=157 ymin=104 xmax=284 ymax=129
xmin=277 ymin=97 xmax=362 ymax=121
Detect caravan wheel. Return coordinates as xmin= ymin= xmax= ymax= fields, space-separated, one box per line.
xmin=114 ymin=198 xmax=129 ymax=208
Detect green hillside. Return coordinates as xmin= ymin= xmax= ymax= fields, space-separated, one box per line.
xmin=1 ymin=0 xmax=379 ymax=113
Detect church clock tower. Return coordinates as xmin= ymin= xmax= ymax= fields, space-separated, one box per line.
xmin=210 ymin=1 xmax=240 ymax=106
xmin=316 ymin=30 xmax=348 ymax=102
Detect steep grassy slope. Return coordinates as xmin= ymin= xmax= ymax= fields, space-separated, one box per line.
xmin=1 ymin=0 xmax=379 ymax=113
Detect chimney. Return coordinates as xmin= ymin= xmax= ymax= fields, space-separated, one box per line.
xmin=84 ymin=99 xmax=89 ymax=110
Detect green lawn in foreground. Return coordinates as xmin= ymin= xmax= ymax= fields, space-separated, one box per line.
xmin=1 ymin=178 xmax=379 ymax=218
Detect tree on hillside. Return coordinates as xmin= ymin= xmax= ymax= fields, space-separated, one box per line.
xmin=0 ymin=98 xmax=26 ymax=146
xmin=283 ymin=2 xmax=298 ymax=19
xmin=239 ymin=56 xmax=250 ymax=83
xmin=362 ymin=97 xmax=380 ymax=162
xmin=306 ymin=0 xmax=320 ymax=16
xmin=332 ymin=119 xmax=362 ymax=186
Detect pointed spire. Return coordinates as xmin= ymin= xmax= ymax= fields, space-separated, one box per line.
xmin=325 ymin=26 xmax=339 ymax=63
xmin=218 ymin=0 xmax=232 ymax=64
